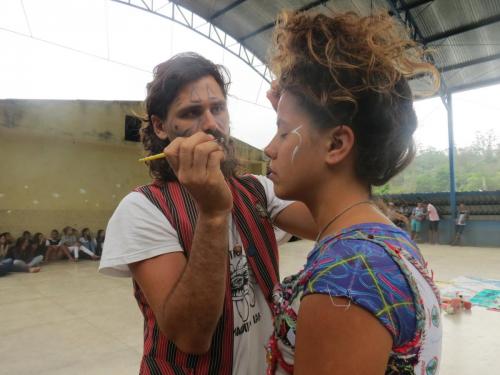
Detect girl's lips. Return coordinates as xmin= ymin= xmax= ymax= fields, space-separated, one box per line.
xmin=267 ymin=167 xmax=277 ymax=179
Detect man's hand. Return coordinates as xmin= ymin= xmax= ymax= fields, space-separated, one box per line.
xmin=164 ymin=132 xmax=233 ymax=216
xmin=131 ymin=133 xmax=233 ymax=353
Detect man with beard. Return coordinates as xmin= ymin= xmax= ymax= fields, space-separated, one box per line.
xmin=99 ymin=52 xmax=316 ymax=375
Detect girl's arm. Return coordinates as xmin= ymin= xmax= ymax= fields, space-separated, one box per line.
xmin=294 ymin=294 xmax=392 ymax=375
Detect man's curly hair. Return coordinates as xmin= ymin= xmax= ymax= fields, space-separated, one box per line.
xmin=269 ymin=10 xmax=439 ymax=186
xmin=140 ymin=52 xmax=233 ymax=182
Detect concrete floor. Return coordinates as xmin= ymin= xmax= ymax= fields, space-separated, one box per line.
xmin=1 ymin=242 xmax=499 ymax=375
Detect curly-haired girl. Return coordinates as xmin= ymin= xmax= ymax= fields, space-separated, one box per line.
xmin=264 ymin=10 xmax=441 ymax=375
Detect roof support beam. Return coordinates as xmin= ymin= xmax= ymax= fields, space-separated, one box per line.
xmin=386 ymin=0 xmax=450 ymax=100
xmin=387 ymin=0 xmax=460 ymax=219
xmin=388 ymin=0 xmax=500 ymax=98
xmin=209 ymin=0 xmax=246 ymax=21
xmin=239 ymin=22 xmax=274 ymax=42
xmin=397 ymin=0 xmax=434 ymax=12
xmin=449 ymin=75 xmax=500 ymax=94
xmin=299 ymin=0 xmax=330 ymax=12
xmin=386 ymin=0 xmax=426 ymax=41
xmin=440 ymin=52 xmax=500 ymax=73
xmin=238 ymin=0 xmax=329 ymax=42
xmin=424 ymin=14 xmax=500 ymax=44
xmin=111 ymin=0 xmax=272 ymax=82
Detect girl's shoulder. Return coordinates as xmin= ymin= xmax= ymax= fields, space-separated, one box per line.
xmin=308 ymin=223 xmax=422 ymax=267
xmin=302 ymin=223 xmax=421 ymax=348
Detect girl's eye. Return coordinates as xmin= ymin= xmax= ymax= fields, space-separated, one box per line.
xmin=279 ymin=132 xmax=288 ymax=139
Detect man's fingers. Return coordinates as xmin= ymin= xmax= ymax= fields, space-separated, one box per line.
xmin=164 ymin=132 xmax=220 ymax=178
xmin=183 ymin=132 xmax=215 ymax=149
xmin=167 ymin=132 xmax=214 ymax=173
xmin=163 ymin=138 xmax=183 ymax=173
xmin=178 ymin=139 xmax=194 ymax=172
xmin=180 ymin=132 xmax=217 ymax=172
xmin=192 ymin=141 xmax=223 ymax=174
xmin=206 ymin=149 xmax=225 ymax=172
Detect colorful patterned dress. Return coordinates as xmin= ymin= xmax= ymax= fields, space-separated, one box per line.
xmin=267 ymin=223 xmax=442 ymax=375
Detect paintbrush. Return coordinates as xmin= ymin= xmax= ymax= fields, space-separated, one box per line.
xmin=138 ymin=137 xmax=225 ymax=162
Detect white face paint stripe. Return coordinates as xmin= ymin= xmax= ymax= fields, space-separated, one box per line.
xmin=291 ymin=125 xmax=303 ymax=163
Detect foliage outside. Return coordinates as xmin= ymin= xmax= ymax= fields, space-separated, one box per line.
xmin=375 ymin=131 xmax=500 ymax=194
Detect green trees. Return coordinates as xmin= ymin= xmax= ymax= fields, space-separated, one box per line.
xmin=376 ymin=131 xmax=500 ymax=194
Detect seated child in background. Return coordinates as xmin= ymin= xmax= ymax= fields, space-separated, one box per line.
xmin=95 ymin=229 xmax=105 ymax=257
xmin=79 ymin=228 xmax=97 ymax=255
xmin=59 ymin=226 xmax=99 ymax=261
xmin=6 ymin=237 xmax=42 ymax=273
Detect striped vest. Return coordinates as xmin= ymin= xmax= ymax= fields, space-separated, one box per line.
xmin=134 ymin=175 xmax=280 ymax=375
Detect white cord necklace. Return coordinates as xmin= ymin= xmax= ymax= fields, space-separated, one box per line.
xmin=315 ymin=200 xmax=373 ymax=243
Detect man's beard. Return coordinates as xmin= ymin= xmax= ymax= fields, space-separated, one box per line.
xmin=218 ymin=135 xmax=239 ymax=178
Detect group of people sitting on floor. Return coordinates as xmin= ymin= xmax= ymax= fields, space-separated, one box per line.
xmin=0 ymin=227 xmax=105 ymax=276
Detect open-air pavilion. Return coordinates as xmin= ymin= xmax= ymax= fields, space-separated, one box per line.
xmin=1 ymin=1 xmax=499 ymax=374
xmin=113 ymin=0 xmax=500 ymax=246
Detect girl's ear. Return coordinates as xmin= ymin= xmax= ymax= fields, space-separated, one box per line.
xmin=151 ymin=115 xmax=169 ymax=140
xmin=324 ymin=125 xmax=355 ymax=166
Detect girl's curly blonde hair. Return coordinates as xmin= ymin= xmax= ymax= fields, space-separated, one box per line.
xmin=269 ymin=10 xmax=439 ymax=186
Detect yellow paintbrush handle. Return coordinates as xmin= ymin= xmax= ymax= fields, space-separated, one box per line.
xmin=138 ymin=137 xmax=225 ymax=162
xmin=138 ymin=153 xmax=165 ymax=162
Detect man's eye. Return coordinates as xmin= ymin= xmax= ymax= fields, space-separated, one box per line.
xmin=279 ymin=132 xmax=288 ymax=139
xmin=212 ymin=104 xmax=225 ymax=114
xmin=182 ymin=110 xmax=201 ymax=118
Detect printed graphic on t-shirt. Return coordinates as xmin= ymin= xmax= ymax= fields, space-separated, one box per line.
xmin=230 ymin=245 xmax=262 ymax=336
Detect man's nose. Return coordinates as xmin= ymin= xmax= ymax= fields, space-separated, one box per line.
xmin=201 ymin=110 xmax=218 ymax=132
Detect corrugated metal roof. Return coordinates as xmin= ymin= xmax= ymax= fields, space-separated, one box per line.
xmin=175 ymin=0 xmax=500 ymax=95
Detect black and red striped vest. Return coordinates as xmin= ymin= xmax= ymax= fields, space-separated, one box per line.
xmin=134 ymin=175 xmax=280 ymax=375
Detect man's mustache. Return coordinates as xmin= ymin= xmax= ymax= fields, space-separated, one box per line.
xmin=205 ymin=130 xmax=227 ymax=144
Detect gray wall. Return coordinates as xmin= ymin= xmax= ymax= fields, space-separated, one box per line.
xmin=418 ymin=217 xmax=500 ymax=247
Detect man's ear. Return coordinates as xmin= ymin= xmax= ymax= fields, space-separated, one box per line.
xmin=151 ymin=115 xmax=169 ymax=140
xmin=325 ymin=125 xmax=355 ymax=166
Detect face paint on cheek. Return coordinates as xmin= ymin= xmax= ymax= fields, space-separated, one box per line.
xmin=170 ymin=124 xmax=192 ymax=139
xmin=290 ymin=125 xmax=303 ymax=164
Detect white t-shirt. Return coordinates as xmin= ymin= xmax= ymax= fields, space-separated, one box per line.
xmin=427 ymin=204 xmax=439 ymax=221
xmin=457 ymin=211 xmax=468 ymax=225
xmin=99 ymin=175 xmax=293 ymax=375
xmin=273 ymin=227 xmax=293 ymax=245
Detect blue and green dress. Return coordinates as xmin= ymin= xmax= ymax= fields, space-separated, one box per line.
xmin=267 ymin=223 xmax=442 ymax=375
